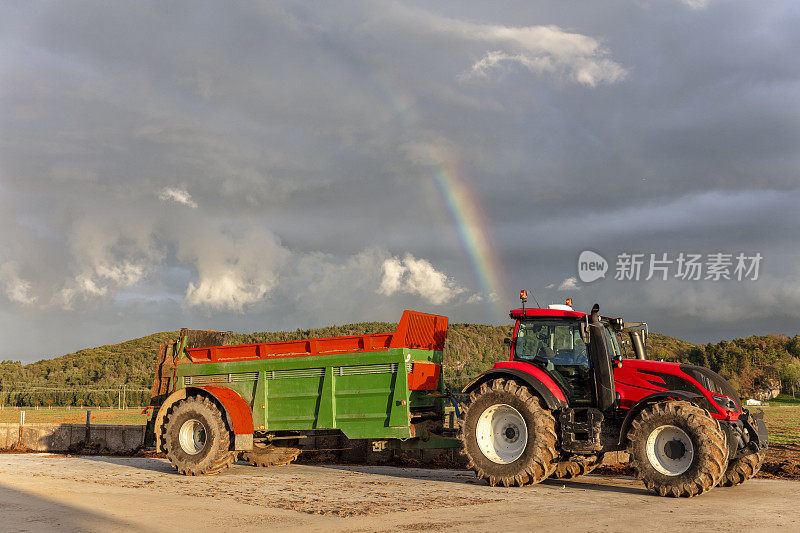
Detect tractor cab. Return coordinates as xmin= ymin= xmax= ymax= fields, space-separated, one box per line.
xmin=508 ymin=294 xmax=620 ymax=412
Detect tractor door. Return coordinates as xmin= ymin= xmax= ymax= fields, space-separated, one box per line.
xmin=513 ymin=319 xmax=593 ymax=405
xmin=588 ymin=306 xmax=616 ymax=411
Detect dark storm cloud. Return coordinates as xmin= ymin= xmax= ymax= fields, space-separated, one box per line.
xmin=1 ymin=0 xmax=799 ymax=360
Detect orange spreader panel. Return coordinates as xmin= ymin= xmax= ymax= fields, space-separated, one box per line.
xmin=407 ymin=361 xmax=441 ymax=390
xmin=186 ymin=310 xmax=448 ymax=363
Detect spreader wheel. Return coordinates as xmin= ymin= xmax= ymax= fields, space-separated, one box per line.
xmin=242 ymin=442 xmax=301 ymax=467
xmin=628 ymin=400 xmax=727 ymax=497
xmin=164 ymin=395 xmax=237 ymax=475
xmin=720 ymin=450 xmax=765 ymax=487
xmin=459 ymin=378 xmax=558 ymax=487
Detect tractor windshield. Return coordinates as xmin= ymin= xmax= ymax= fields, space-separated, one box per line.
xmin=514 ymin=319 xmax=592 ymax=404
xmin=514 ymin=319 xmax=589 ymax=366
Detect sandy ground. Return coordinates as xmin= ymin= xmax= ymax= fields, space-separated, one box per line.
xmin=0 ymin=454 xmax=797 ymax=533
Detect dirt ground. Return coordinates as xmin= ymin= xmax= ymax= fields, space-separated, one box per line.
xmin=0 ymin=454 xmax=798 ymax=533
xmin=757 ymin=444 xmax=800 ymax=480
xmin=591 ymin=444 xmax=800 ymax=481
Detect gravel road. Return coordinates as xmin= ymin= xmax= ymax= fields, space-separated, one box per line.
xmin=0 ymin=454 xmax=797 ymax=532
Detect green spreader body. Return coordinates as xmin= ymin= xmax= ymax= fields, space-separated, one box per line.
xmin=150 ymin=311 xmax=452 ymax=450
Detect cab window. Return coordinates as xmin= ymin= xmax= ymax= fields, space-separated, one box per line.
xmin=603 ymin=324 xmax=621 ymax=358
xmin=514 ymin=319 xmax=592 ymax=404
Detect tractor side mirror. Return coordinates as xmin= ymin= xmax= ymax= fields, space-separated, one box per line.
xmin=580 ymin=318 xmax=591 ymax=345
xmin=503 ymin=337 xmax=512 ymax=347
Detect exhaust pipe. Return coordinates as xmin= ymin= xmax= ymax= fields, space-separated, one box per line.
xmin=629 ymin=330 xmax=647 ymax=360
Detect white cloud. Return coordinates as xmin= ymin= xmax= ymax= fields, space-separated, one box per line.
xmin=55 ymin=213 xmax=164 ymax=308
xmin=466 ymin=293 xmax=484 ymax=304
xmin=558 ymin=277 xmax=580 ymax=291
xmin=185 ymin=273 xmax=271 ymax=311
xmin=378 ymin=253 xmax=465 ymax=305
xmin=159 ymin=187 xmax=198 ymax=208
xmin=0 ymin=262 xmax=37 ymax=305
xmin=449 ymin=22 xmax=626 ymax=85
xmin=378 ymin=257 xmax=407 ymax=298
xmin=178 ymin=224 xmax=289 ymax=312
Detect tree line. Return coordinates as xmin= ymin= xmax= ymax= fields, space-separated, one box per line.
xmin=1 ymin=323 xmax=799 ymax=407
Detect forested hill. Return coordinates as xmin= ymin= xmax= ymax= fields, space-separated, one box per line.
xmin=1 ymin=322 xmax=799 ymax=406
xmin=0 ymin=331 xmax=179 ymax=406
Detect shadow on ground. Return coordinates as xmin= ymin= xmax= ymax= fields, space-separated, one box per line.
xmin=79 ymin=455 xmax=176 ymax=474
xmin=315 ymin=463 xmax=651 ymax=495
xmin=0 ymin=481 xmax=139 ymax=532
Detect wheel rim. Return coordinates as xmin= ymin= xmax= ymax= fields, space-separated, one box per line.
xmin=475 ymin=403 xmax=528 ymax=464
xmin=178 ymin=419 xmax=207 ymax=455
xmin=646 ymin=425 xmax=694 ymax=476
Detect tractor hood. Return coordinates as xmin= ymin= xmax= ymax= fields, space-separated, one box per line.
xmin=615 ymin=359 xmax=742 ymax=416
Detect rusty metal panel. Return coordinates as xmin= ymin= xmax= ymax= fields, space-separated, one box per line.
xmin=182 ymin=328 xmax=234 ymax=349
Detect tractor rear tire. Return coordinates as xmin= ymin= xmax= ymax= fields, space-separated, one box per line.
xmin=720 ymin=450 xmax=765 ymax=487
xmin=459 ymin=378 xmax=558 ymax=487
xmin=550 ymin=455 xmax=602 ymax=480
xmin=164 ymin=395 xmax=237 ymax=476
xmin=242 ymin=442 xmax=301 ymax=467
xmin=628 ymin=400 xmax=727 ymax=497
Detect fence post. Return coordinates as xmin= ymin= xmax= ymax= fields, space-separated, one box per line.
xmin=85 ymin=410 xmax=91 ymax=443
xmin=18 ymin=410 xmax=25 ymax=446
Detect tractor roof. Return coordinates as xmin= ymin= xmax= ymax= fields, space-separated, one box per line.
xmin=509 ymin=308 xmax=586 ymax=319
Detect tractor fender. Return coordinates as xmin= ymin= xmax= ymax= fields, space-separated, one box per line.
xmin=462 ymin=367 xmax=568 ymax=411
xmin=154 ymin=386 xmax=254 ymax=451
xmin=617 ymin=390 xmax=704 ymax=446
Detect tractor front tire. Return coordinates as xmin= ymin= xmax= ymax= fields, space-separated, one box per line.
xmin=459 ymin=378 xmax=558 ymax=487
xmin=551 ymin=455 xmax=602 ymax=480
xmin=164 ymin=395 xmax=237 ymax=476
xmin=720 ymin=450 xmax=765 ymax=487
xmin=628 ymin=401 xmax=727 ymax=497
xmin=242 ymin=442 xmax=301 ymax=467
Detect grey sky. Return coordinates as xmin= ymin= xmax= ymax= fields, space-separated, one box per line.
xmin=1 ymin=0 xmax=799 ymax=362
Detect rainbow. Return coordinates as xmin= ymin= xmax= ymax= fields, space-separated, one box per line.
xmin=358 ymin=62 xmax=508 ymax=320
xmin=423 ymin=143 xmax=508 ymax=319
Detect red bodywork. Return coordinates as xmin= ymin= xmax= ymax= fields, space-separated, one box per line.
xmin=613 ymin=359 xmax=739 ymax=420
xmin=493 ymin=361 xmax=568 ymax=403
xmin=198 ymin=385 xmax=255 ymax=435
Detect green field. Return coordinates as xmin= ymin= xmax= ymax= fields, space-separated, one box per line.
xmin=0 ymin=408 xmax=147 ymax=425
xmin=765 ymin=394 xmax=800 ymax=406
xmin=758 ymin=405 xmax=800 ymax=446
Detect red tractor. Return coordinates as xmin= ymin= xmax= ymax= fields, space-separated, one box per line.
xmin=458 ymin=293 xmax=768 ymax=497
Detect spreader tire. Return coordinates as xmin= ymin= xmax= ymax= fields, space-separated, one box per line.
xmin=164 ymin=395 xmax=237 ymax=476
xmin=551 ymin=455 xmax=602 ymax=480
xmin=459 ymin=378 xmax=558 ymax=487
xmin=628 ymin=400 xmax=727 ymax=497
xmin=242 ymin=442 xmax=301 ymax=467
xmin=720 ymin=450 xmax=765 ymax=487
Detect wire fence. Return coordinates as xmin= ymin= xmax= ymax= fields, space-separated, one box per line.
xmin=0 ymin=383 xmax=151 ymax=409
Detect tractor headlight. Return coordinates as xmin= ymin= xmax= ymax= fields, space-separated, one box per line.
xmin=711 ymin=393 xmax=737 ymax=411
